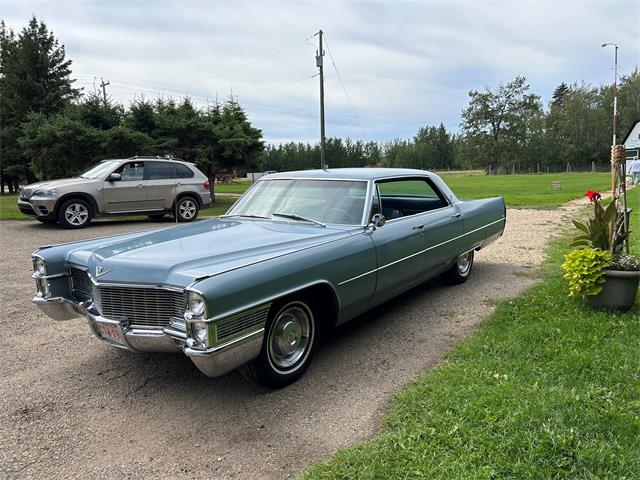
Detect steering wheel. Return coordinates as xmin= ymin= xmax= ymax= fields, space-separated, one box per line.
xmin=324 ymin=207 xmax=360 ymax=224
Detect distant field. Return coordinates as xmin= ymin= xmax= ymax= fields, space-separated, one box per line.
xmin=441 ymin=172 xmax=613 ymax=208
xmin=213 ymin=173 xmax=614 ymax=208
xmin=0 ymin=194 xmax=236 ymax=222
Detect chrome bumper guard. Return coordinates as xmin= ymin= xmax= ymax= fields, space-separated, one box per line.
xmin=181 ymin=330 xmax=264 ymax=378
xmin=33 ymin=296 xmax=182 ymax=353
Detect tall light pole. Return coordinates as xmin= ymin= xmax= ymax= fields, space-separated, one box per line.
xmin=601 ymin=42 xmax=619 ymax=145
xmin=315 ymin=30 xmax=326 ymax=170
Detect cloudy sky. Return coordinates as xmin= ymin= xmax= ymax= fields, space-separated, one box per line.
xmin=2 ymin=0 xmax=639 ymax=144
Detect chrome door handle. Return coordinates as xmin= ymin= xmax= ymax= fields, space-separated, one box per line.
xmin=450 ymin=213 xmax=462 ymax=218
xmin=412 ymin=224 xmax=425 ymax=230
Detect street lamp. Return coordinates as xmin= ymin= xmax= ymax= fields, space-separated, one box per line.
xmin=601 ymin=42 xmax=619 ymax=145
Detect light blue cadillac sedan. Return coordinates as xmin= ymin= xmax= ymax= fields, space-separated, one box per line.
xmin=32 ymin=168 xmax=506 ymax=387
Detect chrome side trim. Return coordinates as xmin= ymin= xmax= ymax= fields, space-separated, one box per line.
xmin=337 ymin=217 xmax=506 ymax=286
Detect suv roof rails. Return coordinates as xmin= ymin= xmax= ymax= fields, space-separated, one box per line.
xmin=127 ymin=155 xmax=184 ymax=162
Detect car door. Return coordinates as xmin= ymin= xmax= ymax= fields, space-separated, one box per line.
xmin=145 ymin=161 xmax=177 ymax=210
xmin=102 ymin=161 xmax=147 ymax=213
xmin=369 ymin=180 xmax=430 ymax=302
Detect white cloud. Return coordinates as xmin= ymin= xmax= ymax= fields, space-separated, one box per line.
xmin=2 ymin=0 xmax=639 ymax=143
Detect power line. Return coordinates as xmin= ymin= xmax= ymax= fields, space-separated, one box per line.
xmin=323 ymin=34 xmax=368 ymax=141
xmin=192 ymin=35 xmax=315 ymax=83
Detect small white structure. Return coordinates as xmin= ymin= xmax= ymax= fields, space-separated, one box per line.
xmin=624 ymin=120 xmax=640 ymax=162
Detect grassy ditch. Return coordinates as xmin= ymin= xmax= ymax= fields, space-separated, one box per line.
xmin=302 ymin=189 xmax=640 ymax=479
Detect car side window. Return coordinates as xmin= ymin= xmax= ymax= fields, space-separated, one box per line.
xmin=174 ymin=164 xmax=195 ymax=178
xmin=146 ymin=161 xmax=176 ymax=180
xmin=377 ymin=178 xmax=448 ymax=219
xmin=116 ymin=162 xmax=145 ymax=182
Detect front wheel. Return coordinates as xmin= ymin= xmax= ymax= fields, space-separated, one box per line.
xmin=58 ymin=198 xmax=92 ymax=229
xmin=442 ymin=250 xmax=474 ymax=285
xmin=241 ymin=299 xmax=319 ymax=388
xmin=174 ymin=196 xmax=199 ymax=222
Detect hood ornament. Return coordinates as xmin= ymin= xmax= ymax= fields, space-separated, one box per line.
xmin=95 ymin=266 xmax=112 ymax=278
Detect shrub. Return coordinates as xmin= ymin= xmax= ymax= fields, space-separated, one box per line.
xmin=561 ymin=247 xmax=612 ymax=297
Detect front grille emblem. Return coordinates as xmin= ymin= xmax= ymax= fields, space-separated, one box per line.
xmin=95 ymin=266 xmax=111 ymax=277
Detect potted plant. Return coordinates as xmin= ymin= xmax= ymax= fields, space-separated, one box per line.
xmin=562 ymin=190 xmax=640 ymax=311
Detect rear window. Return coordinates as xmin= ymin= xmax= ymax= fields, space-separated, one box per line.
xmin=146 ymin=161 xmax=175 ymax=180
xmin=175 ymin=164 xmax=195 ymax=178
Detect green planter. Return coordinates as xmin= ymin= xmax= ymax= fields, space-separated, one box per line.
xmin=585 ymin=269 xmax=640 ymax=312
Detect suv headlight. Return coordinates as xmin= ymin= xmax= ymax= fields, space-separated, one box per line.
xmin=33 ymin=257 xmax=47 ymax=277
xmin=33 ymin=189 xmax=58 ymax=197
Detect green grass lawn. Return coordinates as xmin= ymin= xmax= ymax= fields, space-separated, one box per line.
xmin=200 ymin=173 xmax=614 ymax=208
xmin=0 ymin=193 xmax=236 ymax=221
xmin=441 ymin=172 xmax=612 ymax=208
xmin=302 ymin=189 xmax=640 ymax=479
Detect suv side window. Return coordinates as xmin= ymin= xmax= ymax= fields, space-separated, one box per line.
xmin=146 ymin=161 xmax=176 ymax=180
xmin=116 ymin=161 xmax=145 ymax=181
xmin=174 ymin=164 xmax=195 ymax=179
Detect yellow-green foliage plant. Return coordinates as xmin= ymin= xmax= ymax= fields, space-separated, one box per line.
xmin=561 ymin=247 xmax=612 ymax=297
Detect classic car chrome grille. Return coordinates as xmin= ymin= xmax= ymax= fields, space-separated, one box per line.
xmin=98 ymin=286 xmax=185 ymax=329
xmin=70 ymin=267 xmax=93 ymax=301
xmin=68 ymin=267 xmax=185 ymax=329
xmin=215 ymin=303 xmax=271 ymax=343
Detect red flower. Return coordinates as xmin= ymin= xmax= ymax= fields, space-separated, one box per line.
xmin=585 ymin=190 xmax=601 ymax=202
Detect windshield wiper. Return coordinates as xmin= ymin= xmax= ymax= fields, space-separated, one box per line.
xmin=219 ymin=213 xmax=272 ymax=220
xmin=272 ymin=212 xmax=326 ymax=227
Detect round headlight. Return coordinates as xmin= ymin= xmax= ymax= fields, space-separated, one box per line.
xmin=187 ymin=291 xmax=206 ymax=317
xmin=33 ymin=257 xmax=46 ymax=277
xmin=192 ymin=322 xmax=208 ymax=344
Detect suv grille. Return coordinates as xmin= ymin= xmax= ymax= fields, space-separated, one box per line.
xmin=69 ymin=267 xmax=185 ymax=329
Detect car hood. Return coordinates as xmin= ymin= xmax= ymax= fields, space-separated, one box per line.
xmin=66 ymin=218 xmax=353 ymax=287
xmin=23 ymin=177 xmax=98 ymax=193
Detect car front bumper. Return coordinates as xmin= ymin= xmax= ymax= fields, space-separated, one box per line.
xmin=18 ymin=197 xmax=58 ymax=219
xmin=32 ymin=295 xmax=182 ymax=353
xmin=182 ymin=330 xmax=264 ymax=378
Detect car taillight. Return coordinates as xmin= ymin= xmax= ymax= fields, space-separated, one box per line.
xmin=203 ymin=180 xmax=210 ymax=190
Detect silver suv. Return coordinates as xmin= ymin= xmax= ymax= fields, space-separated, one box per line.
xmin=18 ymin=157 xmax=212 ymax=228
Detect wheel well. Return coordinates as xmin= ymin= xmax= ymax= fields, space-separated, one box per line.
xmin=55 ymin=193 xmax=98 ymax=216
xmin=273 ymin=283 xmax=340 ymax=330
xmin=175 ymin=192 xmax=201 ymax=208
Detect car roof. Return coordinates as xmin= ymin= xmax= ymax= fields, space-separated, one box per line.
xmin=99 ymin=157 xmax=195 ymax=166
xmin=263 ymin=168 xmax=438 ymax=181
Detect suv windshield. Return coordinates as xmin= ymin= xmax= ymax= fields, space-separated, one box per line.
xmin=226 ymin=179 xmax=367 ymax=225
xmin=81 ymin=160 xmax=121 ymax=179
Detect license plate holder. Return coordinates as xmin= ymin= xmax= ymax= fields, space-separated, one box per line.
xmin=95 ymin=322 xmax=126 ymax=346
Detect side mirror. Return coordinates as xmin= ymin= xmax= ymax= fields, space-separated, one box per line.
xmin=108 ymin=172 xmax=121 ymax=182
xmin=370 ymin=213 xmax=386 ymax=228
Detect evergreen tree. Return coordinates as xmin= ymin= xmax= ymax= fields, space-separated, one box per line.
xmin=0 ymin=17 xmax=79 ymax=191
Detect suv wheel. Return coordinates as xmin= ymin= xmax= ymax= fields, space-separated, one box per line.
xmin=175 ymin=196 xmax=199 ymax=222
xmin=58 ymin=198 xmax=92 ymax=229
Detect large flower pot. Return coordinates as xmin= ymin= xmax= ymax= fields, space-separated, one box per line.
xmin=585 ymin=269 xmax=640 ymax=312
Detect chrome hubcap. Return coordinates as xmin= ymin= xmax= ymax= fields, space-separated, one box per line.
xmin=268 ymin=303 xmax=312 ymax=371
xmin=179 ymin=200 xmax=196 ymax=219
xmin=457 ymin=252 xmax=472 ymax=275
xmin=64 ymin=203 xmax=89 ymax=225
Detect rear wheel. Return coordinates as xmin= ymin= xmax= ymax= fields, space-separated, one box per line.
xmin=241 ymin=298 xmax=319 ymax=388
xmin=58 ymin=198 xmax=92 ymax=229
xmin=443 ymin=251 xmax=474 ymax=285
xmin=174 ymin=196 xmax=199 ymax=222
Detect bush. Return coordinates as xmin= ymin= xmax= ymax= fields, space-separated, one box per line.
xmin=561 ymin=247 xmax=612 ymax=297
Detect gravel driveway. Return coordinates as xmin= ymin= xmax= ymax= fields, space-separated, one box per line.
xmin=0 ymin=208 xmax=573 ymax=479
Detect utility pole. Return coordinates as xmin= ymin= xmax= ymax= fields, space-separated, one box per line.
xmin=315 ymin=30 xmax=326 ymax=170
xmin=100 ymin=77 xmax=110 ymax=103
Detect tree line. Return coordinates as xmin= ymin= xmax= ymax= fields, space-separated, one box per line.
xmin=2 ymin=17 xmax=639 ymax=194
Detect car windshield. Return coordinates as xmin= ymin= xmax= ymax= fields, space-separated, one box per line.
xmin=80 ymin=160 xmax=121 ymax=179
xmin=226 ymin=179 xmax=368 ymax=225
